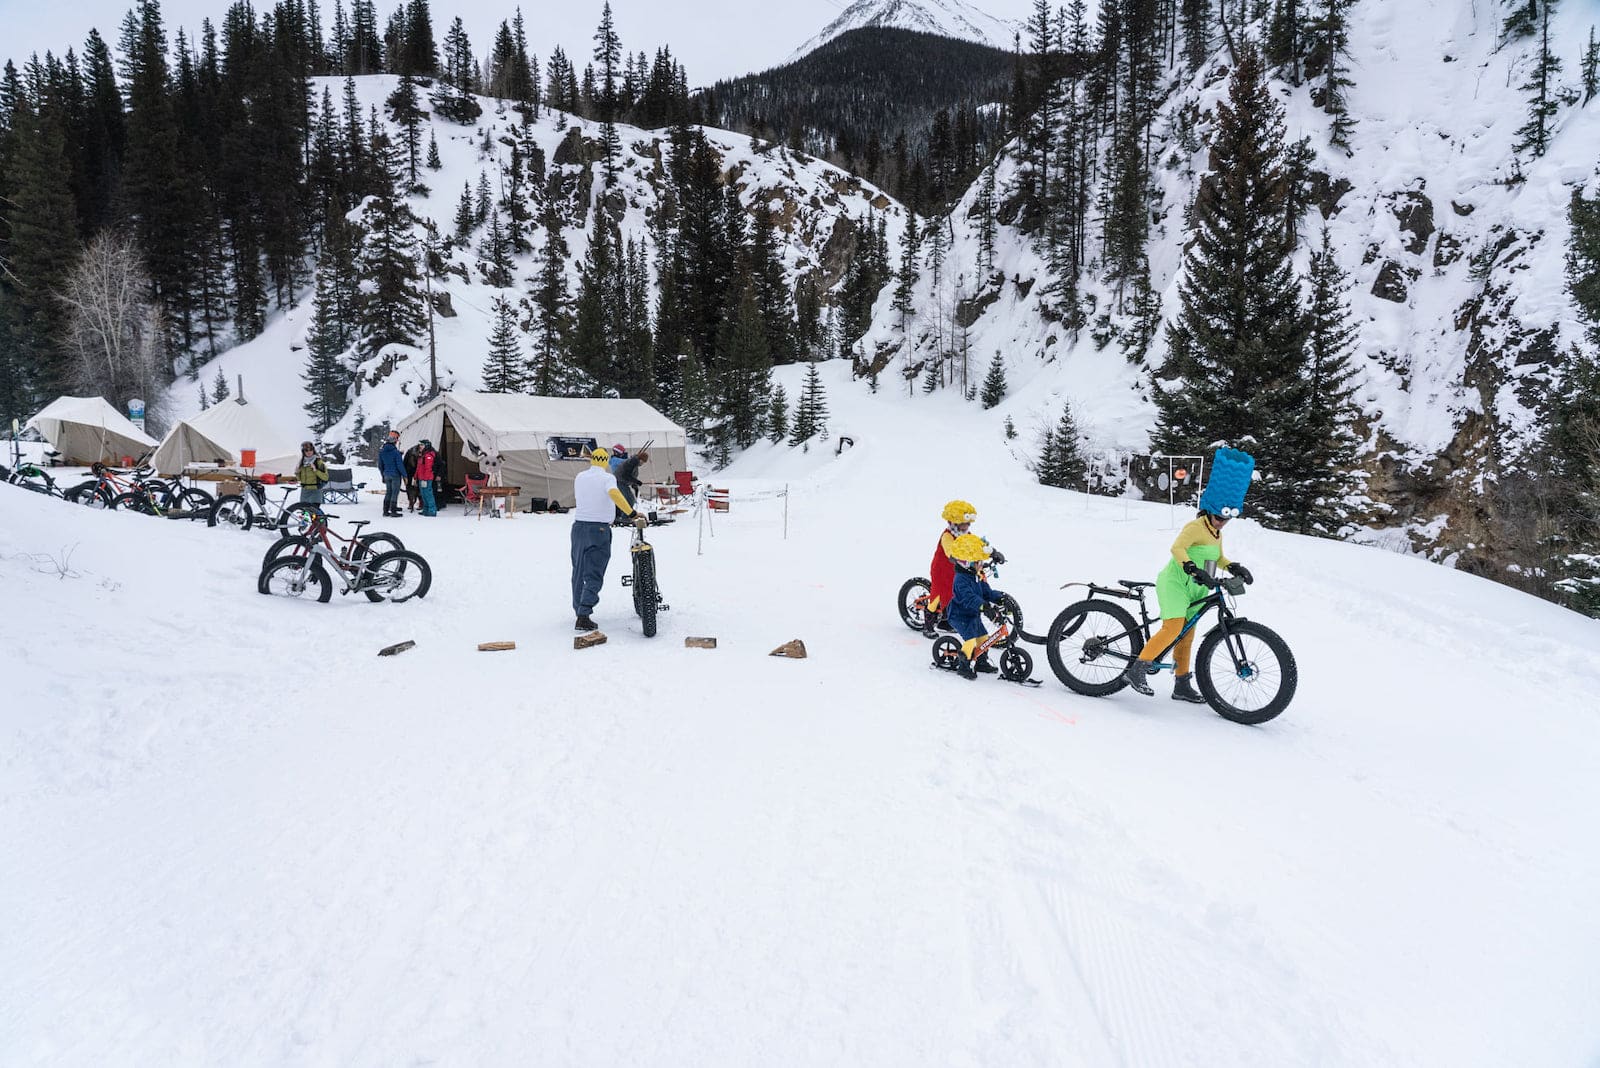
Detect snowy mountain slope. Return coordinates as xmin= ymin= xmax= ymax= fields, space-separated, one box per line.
xmin=873 ymin=0 xmax=1600 ymax=563
xmin=6 ymin=360 xmax=1600 ymax=1062
xmin=164 ymin=75 xmax=909 ymax=441
xmin=787 ymin=0 xmax=1020 ymax=63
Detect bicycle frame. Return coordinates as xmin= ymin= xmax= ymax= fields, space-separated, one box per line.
xmin=1068 ymin=577 xmax=1248 ymax=673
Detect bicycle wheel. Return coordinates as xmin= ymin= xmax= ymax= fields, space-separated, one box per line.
xmin=111 ymin=490 xmax=157 ymax=515
xmin=930 ymin=635 xmax=963 ymax=670
xmin=262 ymin=535 xmax=316 ymax=573
xmin=361 ymin=550 xmax=431 ymax=603
xmin=280 ymin=503 xmax=320 ymax=534
xmin=170 ymin=487 xmax=214 ymax=514
xmin=209 ymin=494 xmax=255 ymax=531
xmin=897 ymin=577 xmax=932 ymax=630
xmin=65 ymin=482 xmax=113 ymax=509
xmin=1195 ymin=620 xmax=1298 ymax=725
xmin=354 ymin=532 xmax=404 ymax=560
xmin=259 ymin=556 xmax=332 ymax=603
xmin=1045 ymin=599 xmax=1143 ymax=696
xmin=993 ymin=593 xmax=1024 ymax=634
xmin=633 ymin=547 xmax=658 ymax=637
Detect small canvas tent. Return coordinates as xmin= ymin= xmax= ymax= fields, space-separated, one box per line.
xmin=394 ymin=392 xmax=688 ymax=506
xmin=152 ymin=398 xmax=302 ymax=475
xmin=25 ymin=395 xmax=158 ymax=465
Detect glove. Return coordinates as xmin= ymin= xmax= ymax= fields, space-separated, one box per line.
xmin=632 ymin=514 xmax=649 ymax=528
xmin=1228 ymin=562 xmax=1253 ymax=585
xmin=1183 ymin=561 xmax=1217 ymax=588
xmin=988 ymin=549 xmax=1007 ymax=566
xmin=982 ymin=603 xmax=1002 ymax=623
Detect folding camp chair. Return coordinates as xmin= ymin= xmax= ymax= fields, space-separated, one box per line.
xmin=460 ymin=473 xmax=488 ymax=515
xmin=673 ymin=471 xmax=697 ymax=498
xmin=323 ymin=468 xmax=363 ymax=504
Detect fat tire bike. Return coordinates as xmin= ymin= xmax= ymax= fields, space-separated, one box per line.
xmin=4 ymin=458 xmax=63 ymax=497
xmin=1043 ymin=574 xmax=1297 ymax=725
xmin=260 ymin=511 xmax=404 ymax=574
xmin=257 ymin=515 xmax=431 ymax=605
xmin=619 ymin=521 xmax=669 ymax=637
xmin=210 ymin=477 xmax=320 ymax=535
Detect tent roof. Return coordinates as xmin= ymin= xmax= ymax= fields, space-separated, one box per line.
xmin=412 ymin=392 xmax=686 ymax=435
xmin=152 ymin=399 xmax=302 ymax=473
xmin=25 ymin=395 xmax=157 ymax=447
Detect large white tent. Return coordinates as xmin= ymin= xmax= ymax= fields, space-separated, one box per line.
xmin=151 ymin=398 xmax=302 ymax=476
xmin=394 ymin=392 xmax=688 ymax=506
xmin=25 ymin=396 xmax=158 ymax=465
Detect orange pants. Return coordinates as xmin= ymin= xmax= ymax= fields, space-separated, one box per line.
xmin=1138 ymin=618 xmax=1195 ymax=675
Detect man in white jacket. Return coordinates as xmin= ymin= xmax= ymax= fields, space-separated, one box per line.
xmin=571 ymin=447 xmax=645 ymax=631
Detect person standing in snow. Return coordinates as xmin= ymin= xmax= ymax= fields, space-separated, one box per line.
xmin=296 ymin=442 xmax=329 ymax=507
xmin=945 ymin=534 xmax=1009 ymax=679
xmin=610 ymin=444 xmax=650 ymax=523
xmin=1121 ymin=507 xmax=1253 ymax=702
xmin=403 ymin=443 xmax=421 ymax=512
xmin=415 ymin=439 xmax=439 ymax=517
xmin=571 ymin=446 xmax=645 ymax=631
xmin=379 ymin=430 xmax=406 ymax=517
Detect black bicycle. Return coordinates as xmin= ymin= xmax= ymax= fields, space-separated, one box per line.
xmin=4 ymin=458 xmax=62 ymax=497
xmin=619 ymin=521 xmax=668 ymax=637
xmin=1043 ymin=575 xmax=1297 ymax=724
xmin=209 ymin=478 xmax=319 ymax=535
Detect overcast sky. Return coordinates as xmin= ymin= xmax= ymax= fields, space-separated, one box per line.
xmin=1 ymin=0 xmax=1038 ymax=86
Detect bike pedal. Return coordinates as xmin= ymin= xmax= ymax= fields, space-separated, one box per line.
xmin=620 ymin=576 xmax=633 ymax=586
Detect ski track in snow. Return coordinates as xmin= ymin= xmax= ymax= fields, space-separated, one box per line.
xmin=5 ymin=363 xmax=1600 ymax=1064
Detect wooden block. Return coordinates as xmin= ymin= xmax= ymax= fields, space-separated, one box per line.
xmin=684 ymin=636 xmax=717 ymax=649
xmin=377 ymin=640 xmax=416 ymax=657
xmin=477 ymin=641 xmax=516 ymax=652
xmin=769 ymin=638 xmax=807 ymax=659
xmin=574 ymin=631 xmax=608 ymax=650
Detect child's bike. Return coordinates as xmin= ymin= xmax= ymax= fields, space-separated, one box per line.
xmin=928 ymin=602 xmax=1040 ymax=684
xmin=619 ymin=521 xmax=668 ymax=637
xmin=1043 ymin=575 xmax=1297 ymax=724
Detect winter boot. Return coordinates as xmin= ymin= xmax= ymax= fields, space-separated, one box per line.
xmin=1122 ymin=658 xmax=1154 ymax=696
xmin=974 ymin=652 xmax=999 ymax=674
xmin=936 ymin=612 xmax=956 ymax=633
xmin=1171 ymin=673 xmax=1206 ymax=704
xmin=921 ymin=607 xmax=939 ymax=639
xmin=955 ymin=656 xmax=977 ymax=680
xmin=574 ymin=615 xmax=598 ymax=632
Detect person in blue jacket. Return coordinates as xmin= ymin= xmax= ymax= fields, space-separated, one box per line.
xmin=378 ymin=430 xmax=407 ymax=517
xmin=946 ymin=533 xmax=1008 ymax=679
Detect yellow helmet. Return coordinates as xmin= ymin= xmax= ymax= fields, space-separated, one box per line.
xmin=590 ymin=447 xmax=610 ymax=465
xmin=949 ymin=533 xmax=991 ymax=563
xmin=941 ymin=499 xmax=977 ymax=524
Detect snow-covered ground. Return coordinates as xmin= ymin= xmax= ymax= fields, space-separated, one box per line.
xmin=5 ymin=362 xmax=1599 ymax=1064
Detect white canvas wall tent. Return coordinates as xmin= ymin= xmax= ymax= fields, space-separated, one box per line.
xmin=394 ymin=392 xmax=688 ymax=506
xmin=24 ymin=396 xmax=158 ymax=465
xmin=151 ymin=398 xmax=302 ymax=475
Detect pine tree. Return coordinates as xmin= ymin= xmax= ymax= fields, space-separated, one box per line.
xmin=1285 ymin=226 xmax=1365 ymax=534
xmin=767 ymin=383 xmax=789 ymax=443
xmin=790 ymin=361 xmax=829 ymax=444
xmin=303 ymin=271 xmax=351 ymax=432
xmin=477 ymin=208 xmax=514 ymax=287
xmin=1181 ymin=0 xmax=1210 ymax=73
xmin=482 ymin=295 xmax=526 ymax=392
xmin=1546 ymin=186 xmax=1600 ymax=613
xmin=1584 ymin=27 xmax=1599 ymax=104
xmin=1155 ymin=42 xmax=1311 ymax=527
xmin=922 ymin=359 xmax=941 ymax=394
xmin=894 ymin=211 xmax=920 ymax=329
xmin=199 ymin=384 xmax=210 ymax=411
xmin=426 ymin=130 xmax=441 ymax=169
xmin=530 ymin=192 xmax=571 ymax=394
xmin=1514 ymin=0 xmax=1563 ymax=159
xmin=593 ymin=0 xmax=623 ymax=186
xmin=1004 ymin=414 xmax=1017 ymax=439
xmin=976 ymin=163 xmax=997 ymax=276
xmin=352 ymin=130 xmax=427 ymax=357
xmin=712 ymin=284 xmax=773 ymax=451
xmin=386 ymin=74 xmax=425 ymax=186
xmin=212 ymin=366 xmax=230 ymax=403
xmin=1040 ymin=401 xmax=1088 ymax=487
xmin=980 ymin=351 xmax=1008 ymax=408
xmin=454 ymin=180 xmax=476 ymax=237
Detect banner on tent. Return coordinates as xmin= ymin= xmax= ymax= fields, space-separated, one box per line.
xmin=546 ymin=436 xmax=599 ymax=461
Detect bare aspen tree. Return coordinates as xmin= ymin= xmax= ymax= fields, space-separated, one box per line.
xmin=57 ymin=230 xmax=167 ymax=427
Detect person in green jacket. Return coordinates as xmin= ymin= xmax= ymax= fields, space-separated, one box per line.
xmin=296 ymin=441 xmax=329 ymax=507
xmin=1122 ymin=507 xmax=1253 ymax=702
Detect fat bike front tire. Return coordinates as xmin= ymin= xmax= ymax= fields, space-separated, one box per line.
xmin=209 ymin=494 xmax=255 ymax=531
xmin=259 ymin=556 xmax=332 ymax=603
xmin=1195 ymin=620 xmax=1297 ymax=725
xmin=633 ymin=548 xmax=658 ymax=637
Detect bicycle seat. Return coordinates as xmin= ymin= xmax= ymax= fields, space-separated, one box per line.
xmin=348 ymin=520 xmax=371 ymax=529
xmin=1118 ymin=579 xmax=1155 ymax=591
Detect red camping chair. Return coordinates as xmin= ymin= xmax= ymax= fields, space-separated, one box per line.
xmin=673 ymin=471 xmax=697 ymax=498
xmin=460 ymin=473 xmax=488 ymax=515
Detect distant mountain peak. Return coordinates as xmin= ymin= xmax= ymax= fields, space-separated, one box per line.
xmin=787 ymin=0 xmax=1017 ymax=63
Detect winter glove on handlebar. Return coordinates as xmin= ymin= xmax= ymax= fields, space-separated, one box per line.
xmin=1228 ymin=562 xmax=1253 ymax=585
xmin=632 ymin=514 xmax=649 ymax=528
xmin=1183 ymin=561 xmax=1218 ymax=588
xmin=988 ymin=549 xmax=1006 ymax=566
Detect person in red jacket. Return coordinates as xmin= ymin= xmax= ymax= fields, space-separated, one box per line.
xmin=921 ymin=499 xmax=1005 ymax=637
xmin=415 ymin=439 xmax=438 ymax=516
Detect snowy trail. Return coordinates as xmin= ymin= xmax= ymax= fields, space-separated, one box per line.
xmin=5 ymin=372 xmax=1600 ymax=1064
